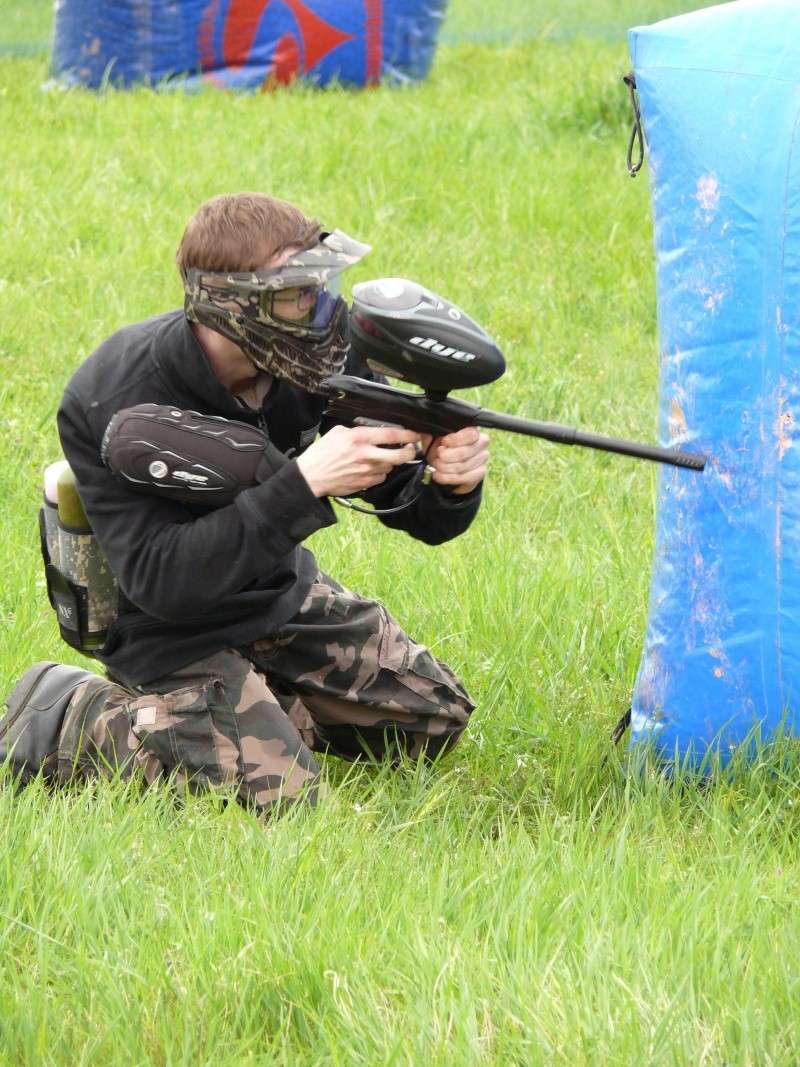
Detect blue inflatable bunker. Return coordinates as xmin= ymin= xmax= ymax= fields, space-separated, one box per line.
xmin=51 ymin=0 xmax=447 ymax=89
xmin=629 ymin=0 xmax=800 ymax=764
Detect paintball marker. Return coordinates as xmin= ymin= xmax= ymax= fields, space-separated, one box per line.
xmin=321 ymin=279 xmax=707 ymax=473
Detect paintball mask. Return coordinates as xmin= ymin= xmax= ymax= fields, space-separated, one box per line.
xmin=182 ymin=229 xmax=371 ymax=393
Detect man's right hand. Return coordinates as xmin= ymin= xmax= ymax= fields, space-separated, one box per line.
xmin=296 ymin=425 xmax=421 ymax=498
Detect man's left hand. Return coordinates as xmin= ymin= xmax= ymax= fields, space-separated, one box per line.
xmin=418 ymin=427 xmax=490 ymax=495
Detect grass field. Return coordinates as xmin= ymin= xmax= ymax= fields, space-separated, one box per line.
xmin=2 ymin=5 xmax=800 ymax=1065
xmin=0 ymin=0 xmax=706 ymax=51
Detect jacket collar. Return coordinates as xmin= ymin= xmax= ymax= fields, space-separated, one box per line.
xmin=151 ymin=311 xmax=329 ymax=437
xmin=153 ymin=311 xmax=260 ymax=418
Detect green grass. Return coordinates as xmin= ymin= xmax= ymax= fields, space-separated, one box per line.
xmin=442 ymin=0 xmax=707 ymax=41
xmin=1 ymin=28 xmax=797 ymax=1067
xmin=0 ymin=0 xmax=717 ymax=54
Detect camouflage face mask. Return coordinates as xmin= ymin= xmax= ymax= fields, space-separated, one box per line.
xmin=182 ymin=230 xmax=371 ymax=394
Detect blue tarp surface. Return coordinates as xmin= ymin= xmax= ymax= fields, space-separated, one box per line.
xmin=629 ymin=0 xmax=800 ymax=764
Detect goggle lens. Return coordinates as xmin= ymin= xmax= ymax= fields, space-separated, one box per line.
xmin=262 ymin=286 xmax=341 ymax=332
xmin=264 ymin=284 xmax=321 ymax=324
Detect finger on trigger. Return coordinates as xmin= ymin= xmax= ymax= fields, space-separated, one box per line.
xmin=392 ymin=443 xmax=419 ymax=464
xmin=367 ymin=444 xmax=416 ymax=465
xmin=374 ymin=425 xmax=420 ymax=445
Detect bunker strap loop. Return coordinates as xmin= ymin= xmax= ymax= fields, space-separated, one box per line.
xmin=623 ymin=72 xmax=644 ymax=177
xmin=610 ymin=707 xmax=632 ymax=746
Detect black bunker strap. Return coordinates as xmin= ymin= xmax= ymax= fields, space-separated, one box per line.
xmin=623 ymin=71 xmax=645 ymax=177
xmin=611 ymin=707 xmax=632 ymax=746
xmin=101 ymin=404 xmax=289 ymax=506
xmin=597 ymin=707 xmax=632 ymax=773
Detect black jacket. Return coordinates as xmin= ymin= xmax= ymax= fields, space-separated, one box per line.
xmin=57 ymin=310 xmax=482 ymax=687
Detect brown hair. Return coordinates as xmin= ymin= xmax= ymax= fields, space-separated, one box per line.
xmin=175 ymin=193 xmax=321 ymax=273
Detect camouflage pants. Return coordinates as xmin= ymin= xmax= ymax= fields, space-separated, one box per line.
xmin=2 ymin=574 xmax=474 ymax=814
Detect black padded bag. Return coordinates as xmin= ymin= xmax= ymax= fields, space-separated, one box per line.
xmin=101 ymin=404 xmax=289 ymax=506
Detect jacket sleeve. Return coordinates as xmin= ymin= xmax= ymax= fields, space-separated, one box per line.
xmin=57 ymin=390 xmax=336 ymax=622
xmin=318 ymin=350 xmax=484 ymax=545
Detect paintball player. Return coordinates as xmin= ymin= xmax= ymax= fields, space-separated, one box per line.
xmin=1 ymin=193 xmax=490 ymax=812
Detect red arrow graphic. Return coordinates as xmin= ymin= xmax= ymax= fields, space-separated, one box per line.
xmin=222 ymin=0 xmax=353 ymax=71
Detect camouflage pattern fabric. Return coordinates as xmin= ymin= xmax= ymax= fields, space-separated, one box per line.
xmin=182 ymin=229 xmax=370 ymax=393
xmin=184 ymin=230 xmax=372 ymax=298
xmin=0 ymin=666 xmax=163 ymax=790
xmin=0 ymin=574 xmax=474 ymax=815
xmin=241 ymin=572 xmax=475 ymax=765
xmin=54 ymin=524 xmax=119 ymax=648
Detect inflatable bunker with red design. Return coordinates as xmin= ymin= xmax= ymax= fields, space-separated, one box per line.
xmin=51 ymin=0 xmax=447 ymax=89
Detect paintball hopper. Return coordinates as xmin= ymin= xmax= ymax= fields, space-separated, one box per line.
xmin=328 ymin=277 xmax=707 ymax=473
xmin=349 ymin=279 xmax=505 ymax=395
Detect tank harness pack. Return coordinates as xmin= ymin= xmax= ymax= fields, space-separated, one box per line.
xmin=42 ymin=405 xmax=283 ymax=654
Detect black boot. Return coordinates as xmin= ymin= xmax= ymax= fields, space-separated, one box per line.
xmin=0 ymin=662 xmax=101 ymax=786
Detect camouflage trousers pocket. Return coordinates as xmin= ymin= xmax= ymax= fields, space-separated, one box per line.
xmin=377 ymin=606 xmax=411 ymax=675
xmin=128 ymin=681 xmax=242 ymax=794
xmin=376 ymin=608 xmax=475 ymax=719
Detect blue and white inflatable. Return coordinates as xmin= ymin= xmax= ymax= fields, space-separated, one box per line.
xmin=51 ymin=0 xmax=447 ymax=89
xmin=629 ymin=0 xmax=800 ymax=765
